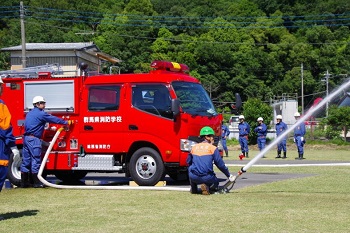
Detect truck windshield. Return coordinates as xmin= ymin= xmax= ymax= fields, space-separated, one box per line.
xmin=172 ymin=81 xmax=217 ymax=116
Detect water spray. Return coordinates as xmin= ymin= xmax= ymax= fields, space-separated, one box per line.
xmin=225 ymin=78 xmax=350 ymax=190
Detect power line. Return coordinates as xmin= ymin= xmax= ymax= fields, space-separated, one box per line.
xmin=24 ymin=6 xmax=350 ymax=21
xmin=1 ymin=6 xmax=350 ymax=30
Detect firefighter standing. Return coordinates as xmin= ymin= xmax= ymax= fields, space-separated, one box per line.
xmin=0 ymin=78 xmax=19 ymax=194
xmin=20 ymin=96 xmax=68 ymax=188
xmin=275 ymin=115 xmax=288 ymax=159
xmin=187 ymin=126 xmax=234 ymax=195
xmin=293 ymin=112 xmax=306 ymax=160
xmin=238 ymin=115 xmax=250 ymax=158
xmin=221 ymin=122 xmax=230 ymax=157
xmin=0 ymin=78 xmax=19 ymax=221
xmin=254 ymin=117 xmax=267 ymax=157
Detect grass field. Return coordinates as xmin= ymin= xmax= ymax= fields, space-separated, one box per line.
xmin=1 ymin=148 xmax=349 ymax=233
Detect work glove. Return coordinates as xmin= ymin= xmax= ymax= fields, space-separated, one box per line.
xmin=293 ymin=138 xmax=296 ymax=143
xmin=11 ymin=146 xmax=20 ymax=161
xmin=41 ymin=140 xmax=50 ymax=147
xmin=229 ymin=174 xmax=236 ymax=182
xmin=301 ymin=137 xmax=304 ymax=142
xmin=64 ymin=120 xmax=73 ymax=131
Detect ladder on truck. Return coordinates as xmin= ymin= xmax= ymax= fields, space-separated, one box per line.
xmin=0 ymin=63 xmax=63 ymax=78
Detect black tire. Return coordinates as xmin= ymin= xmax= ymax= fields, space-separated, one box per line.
xmin=129 ymin=147 xmax=164 ymax=186
xmin=7 ymin=149 xmax=22 ymax=187
xmin=54 ymin=170 xmax=88 ymax=182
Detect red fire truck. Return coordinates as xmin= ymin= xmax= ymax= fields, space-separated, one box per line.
xmin=1 ymin=61 xmax=223 ymax=186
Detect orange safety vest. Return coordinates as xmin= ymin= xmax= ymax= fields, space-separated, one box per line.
xmin=0 ymin=102 xmax=11 ymax=130
xmin=0 ymin=101 xmax=12 ymax=166
xmin=0 ymin=160 xmax=9 ymax=166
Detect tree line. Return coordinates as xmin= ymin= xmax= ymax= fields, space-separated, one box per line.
xmin=0 ymin=0 xmax=350 ymax=112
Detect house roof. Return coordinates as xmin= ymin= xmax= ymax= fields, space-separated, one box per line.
xmin=0 ymin=42 xmax=121 ymax=63
xmin=0 ymin=42 xmax=96 ymax=51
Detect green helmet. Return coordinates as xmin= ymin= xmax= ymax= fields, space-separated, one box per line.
xmin=200 ymin=126 xmax=215 ymax=136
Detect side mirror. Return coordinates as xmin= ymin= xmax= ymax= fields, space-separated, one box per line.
xmin=171 ymin=99 xmax=180 ymax=118
xmin=235 ymin=93 xmax=242 ymax=110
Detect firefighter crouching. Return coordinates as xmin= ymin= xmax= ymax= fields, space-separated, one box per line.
xmin=21 ymin=96 xmax=69 ymax=188
xmin=187 ymin=126 xmax=235 ymax=195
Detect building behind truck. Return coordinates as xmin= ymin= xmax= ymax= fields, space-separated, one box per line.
xmin=1 ymin=59 xmax=223 ymax=186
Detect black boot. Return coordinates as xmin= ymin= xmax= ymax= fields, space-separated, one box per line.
xmin=282 ymin=152 xmax=287 ymax=159
xmin=295 ymin=154 xmax=302 ymax=160
xmin=21 ymin=172 xmax=30 ymax=188
xmin=300 ymin=153 xmax=304 ymax=160
xmin=275 ymin=150 xmax=281 ymax=158
xmin=245 ymin=152 xmax=249 ymax=158
xmin=190 ymin=180 xmax=198 ymax=194
xmin=225 ymin=150 xmax=228 ymax=157
xmin=32 ymin=174 xmax=44 ymax=188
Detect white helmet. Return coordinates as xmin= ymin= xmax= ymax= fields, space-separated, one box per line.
xmin=257 ymin=117 xmax=263 ymax=121
xmin=238 ymin=115 xmax=245 ymax=119
xmin=33 ymin=96 xmax=45 ymax=104
xmin=294 ymin=112 xmax=301 ymax=117
xmin=276 ymin=115 xmax=282 ymax=120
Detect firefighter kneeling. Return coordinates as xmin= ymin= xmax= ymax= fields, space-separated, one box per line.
xmin=187 ymin=126 xmax=235 ymax=195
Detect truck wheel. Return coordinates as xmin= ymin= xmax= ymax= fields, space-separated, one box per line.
xmin=129 ymin=147 xmax=164 ymax=186
xmin=54 ymin=171 xmax=88 ymax=182
xmin=7 ymin=149 xmax=22 ymax=187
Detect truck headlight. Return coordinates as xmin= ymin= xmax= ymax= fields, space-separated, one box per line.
xmin=180 ymin=139 xmax=197 ymax=152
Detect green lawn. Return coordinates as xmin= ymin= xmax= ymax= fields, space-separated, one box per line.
xmin=1 ymin=149 xmax=349 ymax=233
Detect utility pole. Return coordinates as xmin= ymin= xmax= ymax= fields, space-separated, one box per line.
xmin=20 ymin=1 xmax=27 ymax=68
xmin=301 ymin=63 xmax=304 ymax=115
xmin=322 ymin=70 xmax=331 ymax=117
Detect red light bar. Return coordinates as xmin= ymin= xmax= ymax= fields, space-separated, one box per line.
xmin=150 ymin=60 xmax=189 ymax=73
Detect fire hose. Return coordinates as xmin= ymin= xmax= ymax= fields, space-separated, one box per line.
xmin=37 ymin=127 xmax=188 ymax=191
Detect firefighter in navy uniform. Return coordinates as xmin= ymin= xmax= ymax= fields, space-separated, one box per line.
xmin=238 ymin=115 xmax=250 ymax=158
xmin=0 ymin=77 xmax=20 ymax=193
xmin=187 ymin=126 xmax=234 ymax=195
xmin=275 ymin=115 xmax=288 ymax=159
xmin=221 ymin=121 xmax=230 ymax=157
xmin=293 ymin=112 xmax=306 ymax=160
xmin=254 ymin=117 xmax=267 ymax=157
xmin=0 ymin=78 xmax=20 ymax=221
xmin=21 ymin=96 xmax=69 ymax=188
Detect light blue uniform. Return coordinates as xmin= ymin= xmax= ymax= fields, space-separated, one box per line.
xmin=221 ymin=124 xmax=230 ymax=156
xmin=254 ymin=123 xmax=267 ymax=151
xmin=238 ymin=121 xmax=250 ymax=154
xmin=294 ymin=121 xmax=306 ymax=155
xmin=276 ymin=121 xmax=288 ymax=152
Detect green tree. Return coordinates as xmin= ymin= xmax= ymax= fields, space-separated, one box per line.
xmin=325 ymin=105 xmax=350 ymax=141
xmin=242 ymin=98 xmax=273 ymax=144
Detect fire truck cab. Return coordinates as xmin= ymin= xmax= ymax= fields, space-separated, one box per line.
xmin=2 ymin=61 xmax=223 ymax=186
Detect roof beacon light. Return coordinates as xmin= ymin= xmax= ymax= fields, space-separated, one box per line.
xmin=150 ymin=60 xmax=189 ymax=73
